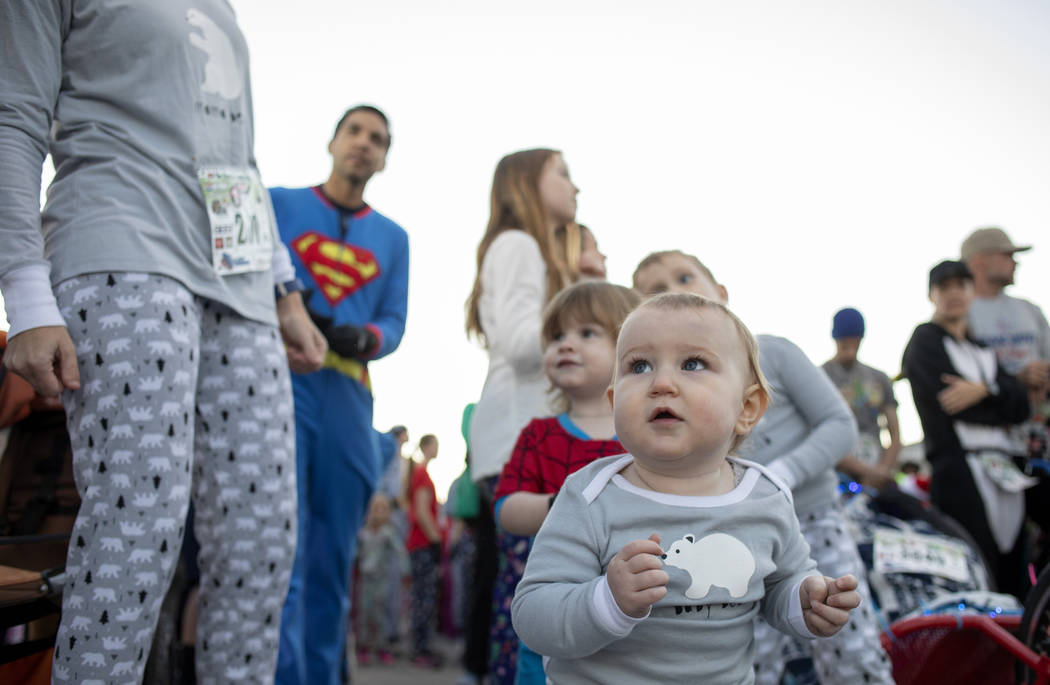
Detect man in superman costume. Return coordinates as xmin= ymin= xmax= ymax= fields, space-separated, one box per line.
xmin=271 ymin=105 xmax=409 ymax=685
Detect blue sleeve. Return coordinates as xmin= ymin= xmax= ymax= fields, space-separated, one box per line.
xmin=366 ymin=227 xmax=409 ymax=360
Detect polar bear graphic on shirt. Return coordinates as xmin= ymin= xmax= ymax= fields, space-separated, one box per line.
xmin=662 ymin=533 xmax=756 ymax=599
xmin=186 ymin=8 xmax=242 ymax=100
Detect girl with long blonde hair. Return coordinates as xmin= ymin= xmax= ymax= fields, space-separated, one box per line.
xmin=461 ymin=148 xmax=580 ymax=685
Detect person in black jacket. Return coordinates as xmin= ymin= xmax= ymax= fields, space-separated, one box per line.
xmin=902 ymin=260 xmax=1032 ymax=598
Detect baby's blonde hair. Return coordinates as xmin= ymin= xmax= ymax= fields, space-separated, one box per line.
xmin=619 ymin=292 xmax=770 ymax=451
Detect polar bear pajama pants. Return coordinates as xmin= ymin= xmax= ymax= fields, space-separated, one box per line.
xmin=51 ymin=272 xmax=297 ymax=685
xmin=753 ymin=506 xmax=894 ymax=685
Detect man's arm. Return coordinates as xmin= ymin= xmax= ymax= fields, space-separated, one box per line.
xmin=879 ymin=406 xmax=903 ymax=472
xmin=361 ymin=230 xmax=409 ymax=361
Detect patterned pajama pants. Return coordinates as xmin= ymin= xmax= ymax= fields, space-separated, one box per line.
xmin=409 ymin=545 xmax=440 ymax=654
xmin=753 ymin=506 xmax=895 ymax=685
xmin=51 ymin=273 xmax=297 ymax=685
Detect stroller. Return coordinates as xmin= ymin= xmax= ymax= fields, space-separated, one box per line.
xmin=0 ymin=354 xmax=76 ymax=684
xmin=845 ymin=484 xmax=1050 ymax=684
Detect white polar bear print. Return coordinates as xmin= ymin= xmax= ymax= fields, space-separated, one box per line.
xmin=138 ymin=375 xmax=164 ymax=392
xmin=98 ymin=394 xmax=119 ymax=411
xmin=121 ymin=521 xmax=146 ymax=536
xmin=103 ymin=636 xmax=128 ymax=651
xmin=135 ymin=318 xmax=161 ymax=334
xmin=100 ymin=537 xmax=124 ymax=552
xmin=106 ymin=337 xmax=132 ymax=354
xmin=108 ymin=361 xmax=135 ymax=378
xmin=81 ymin=652 xmax=106 ymax=667
xmin=110 ymin=661 xmax=135 ymax=676
xmin=72 ymin=285 xmax=99 ymax=304
xmin=662 ymin=533 xmax=756 ymax=599
xmin=114 ymin=295 xmax=143 ymax=310
xmin=149 ymin=340 xmax=175 ymax=356
xmin=129 ymin=406 xmax=154 ymax=421
xmin=70 ymin=615 xmax=93 ymax=631
xmin=99 ymin=313 xmax=127 ymax=329
xmin=160 ymin=401 xmax=182 ymax=417
xmin=92 ymin=587 xmax=118 ymax=602
xmin=98 ymin=564 xmax=121 ymax=579
xmin=186 ymin=8 xmax=242 ymax=99
xmin=139 ymin=433 xmax=164 ymax=448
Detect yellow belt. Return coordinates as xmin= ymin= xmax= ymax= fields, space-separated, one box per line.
xmin=322 ymin=351 xmax=371 ymax=392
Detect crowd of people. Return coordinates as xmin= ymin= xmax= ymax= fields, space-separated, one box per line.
xmin=2 ymin=2 xmax=1049 ymax=684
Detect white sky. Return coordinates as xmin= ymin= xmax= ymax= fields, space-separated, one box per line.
xmin=6 ymin=0 xmax=1049 ymax=502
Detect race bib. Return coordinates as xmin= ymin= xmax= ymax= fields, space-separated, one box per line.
xmin=873 ymin=528 xmax=971 ymax=583
xmin=198 ymin=166 xmax=274 ymax=276
xmin=976 ymin=451 xmax=1038 ymax=493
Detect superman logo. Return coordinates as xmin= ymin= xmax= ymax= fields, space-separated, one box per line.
xmin=292 ymin=231 xmax=381 ymax=305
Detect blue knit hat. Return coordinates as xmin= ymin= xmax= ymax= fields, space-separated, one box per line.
xmin=832 ymin=308 xmax=865 ymax=340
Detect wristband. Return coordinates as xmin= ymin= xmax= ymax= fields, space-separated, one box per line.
xmin=275 ymin=277 xmax=306 ymax=300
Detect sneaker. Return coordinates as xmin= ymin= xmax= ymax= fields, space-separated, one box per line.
xmin=409 ymin=651 xmax=445 ymax=668
xmin=377 ymin=649 xmax=396 ymax=665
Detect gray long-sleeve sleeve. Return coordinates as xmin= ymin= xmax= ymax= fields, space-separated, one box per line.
xmin=0 ymin=1 xmax=70 ymax=334
xmin=745 ymin=335 xmax=857 ymax=514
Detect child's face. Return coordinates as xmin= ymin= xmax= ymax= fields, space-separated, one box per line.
xmin=421 ymin=439 xmax=439 ymax=460
xmin=610 ymin=306 xmax=760 ymax=469
xmin=578 ymin=229 xmax=607 ymax=280
xmin=544 ymin=317 xmax=616 ymax=401
xmin=367 ymin=495 xmax=392 ymax=526
xmin=634 ymin=254 xmax=725 ymax=302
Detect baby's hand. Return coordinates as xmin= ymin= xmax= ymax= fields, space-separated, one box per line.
xmin=800 ymin=574 xmax=860 ymax=637
xmin=607 ymin=533 xmax=669 ymax=618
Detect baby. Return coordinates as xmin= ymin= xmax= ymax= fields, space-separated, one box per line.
xmin=511 ymin=293 xmax=860 ymax=684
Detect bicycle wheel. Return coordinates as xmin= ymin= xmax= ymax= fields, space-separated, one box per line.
xmin=1017 ymin=564 xmax=1050 ymax=683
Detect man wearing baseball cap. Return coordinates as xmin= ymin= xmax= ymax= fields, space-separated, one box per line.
xmin=962 ymin=227 xmax=1050 ymax=399
xmin=822 ymin=307 xmax=902 ymax=489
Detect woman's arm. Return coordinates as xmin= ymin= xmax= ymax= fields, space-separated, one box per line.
xmin=413 ymin=487 xmax=441 ymax=544
xmin=762 ymin=337 xmax=857 ymax=489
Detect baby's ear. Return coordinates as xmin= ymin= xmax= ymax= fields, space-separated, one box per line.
xmin=734 ymin=383 xmax=768 ymax=436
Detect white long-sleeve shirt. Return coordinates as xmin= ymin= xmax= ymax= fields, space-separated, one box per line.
xmin=469 ymin=230 xmax=551 ymax=481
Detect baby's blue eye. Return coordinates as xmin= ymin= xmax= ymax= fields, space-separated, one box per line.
xmin=682 ymin=357 xmax=706 ymax=371
xmin=630 ymin=360 xmax=651 ymax=374
xmin=678 ymin=273 xmax=694 ymax=284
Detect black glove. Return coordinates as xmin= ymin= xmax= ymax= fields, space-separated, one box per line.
xmin=326 ymin=323 xmax=378 ymax=359
xmin=304 ymin=295 xmax=378 ymax=359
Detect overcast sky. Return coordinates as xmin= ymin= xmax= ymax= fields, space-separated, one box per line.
xmin=8 ymin=0 xmax=1049 ymax=501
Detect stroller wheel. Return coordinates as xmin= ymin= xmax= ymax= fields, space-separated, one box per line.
xmin=1018 ymin=564 xmax=1050 ymax=683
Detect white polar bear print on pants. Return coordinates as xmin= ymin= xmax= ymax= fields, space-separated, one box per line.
xmin=662 ymin=533 xmax=756 ymax=599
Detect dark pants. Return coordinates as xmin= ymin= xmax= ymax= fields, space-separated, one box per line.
xmin=462 ymin=480 xmax=498 ymax=677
